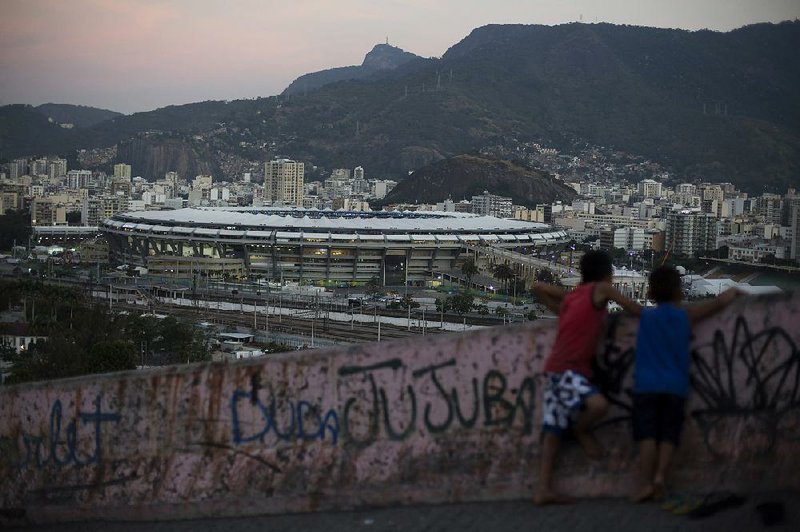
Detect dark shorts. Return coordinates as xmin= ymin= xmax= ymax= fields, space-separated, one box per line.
xmin=632 ymin=393 xmax=686 ymax=444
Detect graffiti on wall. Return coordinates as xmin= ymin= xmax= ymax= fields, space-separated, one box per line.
xmin=0 ymin=394 xmax=120 ymax=471
xmin=690 ymin=317 xmax=800 ymax=458
xmin=230 ymin=357 xmax=537 ymax=451
xmin=589 ymin=310 xmax=800 ymax=458
xmin=4 ymin=299 xmax=800 ymax=509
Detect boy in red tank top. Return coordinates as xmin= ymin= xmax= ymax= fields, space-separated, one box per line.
xmin=532 ymin=250 xmax=642 ymax=505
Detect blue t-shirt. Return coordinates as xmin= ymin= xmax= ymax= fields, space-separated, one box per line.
xmin=634 ymin=303 xmax=691 ymax=397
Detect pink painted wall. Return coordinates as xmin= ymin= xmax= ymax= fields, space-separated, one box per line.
xmin=1 ymin=293 xmax=799 ymax=523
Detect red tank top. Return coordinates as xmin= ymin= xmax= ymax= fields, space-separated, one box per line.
xmin=543 ymin=283 xmax=607 ymax=378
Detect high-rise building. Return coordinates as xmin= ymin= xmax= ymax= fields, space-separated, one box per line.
xmin=9 ymin=159 xmax=28 ymax=179
xmin=665 ymin=210 xmax=717 ymax=257
xmin=354 ymin=166 xmax=364 ymax=180
xmin=788 ymin=198 xmax=800 ymax=263
xmin=81 ymin=196 xmax=127 ymax=226
xmin=471 ymin=190 xmax=513 ymax=218
xmin=600 ymin=227 xmax=645 ymax=251
xmin=30 ymin=159 xmax=48 ymax=176
xmin=264 ymin=159 xmax=304 ymax=207
xmin=700 ymin=184 xmax=725 ymax=203
xmin=371 ymin=179 xmax=397 ymax=200
xmin=113 ymin=163 xmax=132 ymax=179
xmin=757 ymin=194 xmax=783 ymax=225
xmin=638 ymin=179 xmax=662 ymax=199
xmin=0 ymin=192 xmax=21 ymax=215
xmin=66 ymin=170 xmax=93 ymax=190
xmin=48 ymin=159 xmax=68 ymax=179
xmin=31 ymin=197 xmax=67 ymax=226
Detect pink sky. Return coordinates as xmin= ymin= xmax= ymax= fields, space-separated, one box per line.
xmin=1 ymin=0 xmax=798 ymax=114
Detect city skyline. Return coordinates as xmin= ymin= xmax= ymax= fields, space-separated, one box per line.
xmin=1 ymin=0 xmax=798 ymax=114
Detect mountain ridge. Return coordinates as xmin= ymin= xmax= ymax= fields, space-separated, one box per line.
xmin=1 ymin=21 xmax=798 ymax=192
xmin=283 ymin=43 xmax=422 ymax=96
xmin=35 ymin=103 xmax=123 ymax=128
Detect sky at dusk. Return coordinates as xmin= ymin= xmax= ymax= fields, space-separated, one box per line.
xmin=1 ymin=0 xmax=798 ymax=114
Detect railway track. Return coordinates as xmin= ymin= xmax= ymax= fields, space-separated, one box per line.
xmin=114 ymin=300 xmax=440 ymax=344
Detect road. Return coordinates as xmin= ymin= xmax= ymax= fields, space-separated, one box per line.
xmin=6 ymin=491 xmax=797 ymax=531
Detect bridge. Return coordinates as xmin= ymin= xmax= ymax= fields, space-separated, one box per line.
xmin=1 ymin=292 xmax=798 ymax=526
xmin=462 ymin=243 xmax=579 ymax=279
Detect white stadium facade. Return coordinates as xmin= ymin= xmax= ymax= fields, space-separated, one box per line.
xmin=100 ymin=207 xmax=569 ymax=285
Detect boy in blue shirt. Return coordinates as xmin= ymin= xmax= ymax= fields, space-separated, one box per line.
xmin=630 ymin=266 xmax=739 ymax=502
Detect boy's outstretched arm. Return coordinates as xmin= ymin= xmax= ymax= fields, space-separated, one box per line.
xmin=685 ymin=287 xmax=741 ymax=326
xmin=533 ymin=282 xmax=565 ymax=314
xmin=594 ymin=283 xmax=643 ymax=316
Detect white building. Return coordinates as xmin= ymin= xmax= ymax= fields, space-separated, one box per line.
xmin=665 ymin=209 xmax=717 ymax=256
xmin=371 ymin=179 xmax=397 ymax=200
xmin=638 ymin=179 xmax=662 ymax=198
xmin=600 ymin=226 xmax=645 ymax=251
xmin=471 ymin=190 xmax=512 ymax=218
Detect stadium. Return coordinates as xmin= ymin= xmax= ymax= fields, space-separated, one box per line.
xmin=100 ymin=207 xmax=569 ymax=285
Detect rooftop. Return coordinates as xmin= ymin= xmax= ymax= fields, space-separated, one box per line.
xmin=108 ymin=207 xmax=553 ymax=234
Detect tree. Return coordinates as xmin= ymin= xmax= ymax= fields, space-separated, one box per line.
xmin=66 ymin=211 xmax=82 ymax=226
xmin=447 ymin=291 xmax=474 ymax=316
xmin=492 ymin=263 xmax=514 ymax=293
xmin=536 ymin=267 xmax=557 ymax=285
xmin=0 ymin=210 xmax=31 ymax=251
xmin=365 ymin=275 xmax=382 ymax=299
xmin=461 ymin=258 xmax=478 ymax=289
xmin=1 ymin=280 xmax=210 ymax=384
xmin=400 ymin=295 xmax=420 ymax=309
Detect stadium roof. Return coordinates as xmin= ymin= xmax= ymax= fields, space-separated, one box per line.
xmin=111 ymin=207 xmax=551 ymax=234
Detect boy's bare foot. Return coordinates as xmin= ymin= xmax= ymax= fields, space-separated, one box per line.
xmin=653 ymin=477 xmax=666 ymax=501
xmin=534 ymin=490 xmax=575 ymax=505
xmin=575 ymin=430 xmax=606 ymax=460
xmin=630 ymin=484 xmax=655 ymax=503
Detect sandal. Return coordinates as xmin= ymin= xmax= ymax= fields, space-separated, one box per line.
xmin=687 ymin=492 xmax=747 ymax=520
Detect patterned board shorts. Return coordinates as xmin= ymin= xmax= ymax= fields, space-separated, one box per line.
xmin=542 ymin=370 xmax=599 ymax=436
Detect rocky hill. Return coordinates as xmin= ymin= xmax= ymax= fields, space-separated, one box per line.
xmin=35 ymin=103 xmax=122 ymax=128
xmin=384 ymin=154 xmax=577 ymax=207
xmin=283 ymin=44 xmax=423 ymax=96
xmin=0 ymin=105 xmax=71 ymax=158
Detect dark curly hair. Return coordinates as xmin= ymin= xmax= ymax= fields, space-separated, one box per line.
xmin=648 ymin=266 xmax=682 ymax=303
xmin=580 ymin=250 xmax=613 ymax=283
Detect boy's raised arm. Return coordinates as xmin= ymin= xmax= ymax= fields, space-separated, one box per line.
xmin=685 ymin=287 xmax=740 ymax=326
xmin=595 ymin=283 xmax=643 ymax=316
xmin=533 ymin=282 xmax=565 ymax=314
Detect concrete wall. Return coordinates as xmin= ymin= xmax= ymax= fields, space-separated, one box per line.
xmin=2 ymin=293 xmax=799 ymax=523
